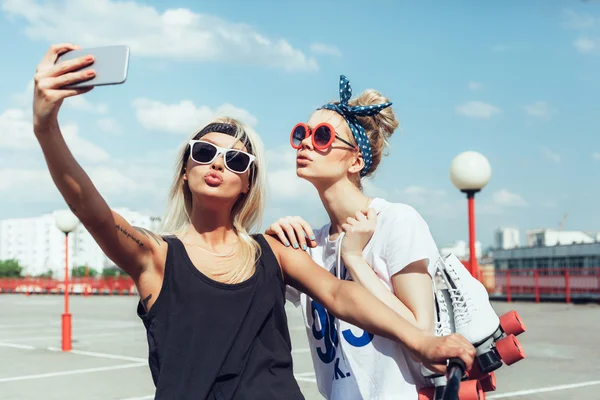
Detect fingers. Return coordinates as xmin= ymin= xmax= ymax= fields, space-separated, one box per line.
xmin=441 ymin=335 xmax=475 ymax=372
xmin=58 ymin=86 xmax=94 ymax=99
xmin=45 ymin=54 xmax=95 ymax=78
xmin=294 ymin=217 xmax=317 ymax=248
xmin=354 ymin=210 xmax=367 ymax=223
xmin=38 ymin=68 xmax=95 ymax=91
xmin=38 ymin=43 xmax=80 ymax=71
xmin=288 ymin=219 xmax=309 ymax=250
xmin=266 ymin=223 xmax=291 ymax=247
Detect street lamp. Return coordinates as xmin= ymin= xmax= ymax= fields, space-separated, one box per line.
xmin=449 ymin=151 xmax=492 ymax=281
xmin=54 ymin=209 xmax=80 ymax=352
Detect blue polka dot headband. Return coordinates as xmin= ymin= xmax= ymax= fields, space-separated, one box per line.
xmin=318 ymin=75 xmax=392 ymax=177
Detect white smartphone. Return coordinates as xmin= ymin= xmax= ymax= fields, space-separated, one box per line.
xmin=55 ymin=45 xmax=130 ymax=88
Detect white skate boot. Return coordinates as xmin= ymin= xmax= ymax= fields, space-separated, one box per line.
xmin=437 ymin=254 xmax=526 ymax=375
xmin=418 ymin=289 xmax=483 ymax=400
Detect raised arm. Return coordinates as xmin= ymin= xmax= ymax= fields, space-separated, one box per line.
xmin=33 ymin=44 xmax=166 ymax=284
xmin=341 ymin=209 xmax=434 ymax=333
xmin=264 ymin=235 xmax=475 ymax=374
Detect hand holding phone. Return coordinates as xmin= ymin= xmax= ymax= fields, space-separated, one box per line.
xmin=55 ymin=45 xmax=130 ymax=88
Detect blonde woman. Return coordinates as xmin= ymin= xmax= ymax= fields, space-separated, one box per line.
xmin=33 ymin=45 xmax=474 ymax=399
xmin=266 ymin=75 xmax=445 ymax=399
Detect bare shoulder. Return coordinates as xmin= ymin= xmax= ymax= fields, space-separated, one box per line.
xmin=263 ymin=234 xmax=284 ymax=264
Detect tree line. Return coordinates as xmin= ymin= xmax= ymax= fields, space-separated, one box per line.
xmin=0 ymin=259 xmax=127 ymax=278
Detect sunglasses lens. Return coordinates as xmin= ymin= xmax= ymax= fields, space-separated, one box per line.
xmin=225 ymin=150 xmax=251 ymax=173
xmin=314 ymin=125 xmax=333 ymax=148
xmin=291 ymin=126 xmax=306 ymax=147
xmin=192 ymin=142 xmax=217 ymax=163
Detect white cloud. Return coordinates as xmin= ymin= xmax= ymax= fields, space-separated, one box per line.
xmin=0 ymin=108 xmax=109 ymax=163
xmin=310 ymin=43 xmax=342 ymax=57
xmin=0 ymin=168 xmax=53 ymax=194
xmin=97 ymin=118 xmax=122 ymax=134
xmin=562 ymin=9 xmax=596 ymax=30
xmin=541 ymin=146 xmax=561 ymax=163
xmin=468 ymin=81 xmax=483 ymax=91
xmin=593 ymin=152 xmax=600 ymax=160
xmin=492 ymin=189 xmax=528 ymax=207
xmin=524 ymin=101 xmax=555 ymax=119
xmin=574 ymin=37 xmax=597 ymax=53
xmin=265 ymin=146 xmax=318 ymax=202
xmin=66 ymin=96 xmax=108 ymax=114
xmin=132 ymin=98 xmax=258 ymax=135
xmin=456 ymin=101 xmax=501 ymax=119
xmin=13 ymin=80 xmax=107 ymax=113
xmin=2 ymin=0 xmax=318 ymax=72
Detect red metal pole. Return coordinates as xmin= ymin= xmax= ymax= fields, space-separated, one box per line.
xmin=506 ymin=270 xmax=512 ymax=302
xmin=62 ymin=233 xmax=72 ymax=352
xmin=565 ymin=269 xmax=571 ymax=303
xmin=467 ymin=192 xmax=480 ymax=281
xmin=85 ymin=264 xmax=89 ymax=297
xmin=534 ymin=269 xmax=540 ymax=303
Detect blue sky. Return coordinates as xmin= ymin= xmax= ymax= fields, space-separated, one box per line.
xmin=0 ymin=0 xmax=598 ymax=249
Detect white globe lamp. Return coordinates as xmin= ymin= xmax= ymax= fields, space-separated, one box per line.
xmin=450 ymin=151 xmax=492 ymax=194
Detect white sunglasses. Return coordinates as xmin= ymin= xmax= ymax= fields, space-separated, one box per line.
xmin=188 ymin=140 xmax=255 ymax=174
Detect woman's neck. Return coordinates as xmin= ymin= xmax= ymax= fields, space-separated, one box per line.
xmin=316 ymin=179 xmax=371 ymax=239
xmin=184 ymin=199 xmax=238 ymax=247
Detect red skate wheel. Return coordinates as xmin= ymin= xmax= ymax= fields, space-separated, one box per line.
xmin=458 ymin=379 xmax=483 ymax=400
xmin=499 ymin=310 xmax=526 ymax=336
xmin=479 ymin=372 xmax=496 ymax=392
xmin=418 ymin=386 xmax=434 ymax=400
xmin=495 ymin=334 xmax=525 ymax=365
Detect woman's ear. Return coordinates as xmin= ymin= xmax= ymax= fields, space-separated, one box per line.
xmin=348 ymin=152 xmax=365 ymax=175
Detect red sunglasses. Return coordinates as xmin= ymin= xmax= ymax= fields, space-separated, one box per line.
xmin=290 ymin=122 xmax=357 ymax=151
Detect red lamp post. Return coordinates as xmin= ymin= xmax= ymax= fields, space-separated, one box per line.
xmin=450 ymin=151 xmax=492 ymax=281
xmin=54 ymin=209 xmax=80 ymax=352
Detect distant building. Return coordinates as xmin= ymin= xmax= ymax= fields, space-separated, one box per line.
xmin=0 ymin=208 xmax=161 ymax=279
xmin=526 ymin=228 xmax=597 ymax=247
xmin=493 ymin=227 xmax=599 ymax=271
xmin=439 ymin=240 xmax=482 ymax=261
xmin=494 ymin=227 xmax=520 ymax=250
xmin=493 ymin=242 xmax=600 ymax=270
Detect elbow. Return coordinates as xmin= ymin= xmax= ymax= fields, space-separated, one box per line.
xmin=325 ymin=281 xmax=348 ymax=320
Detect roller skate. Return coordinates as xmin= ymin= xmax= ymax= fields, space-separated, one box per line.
xmin=437 ymin=254 xmax=526 ymax=377
xmin=418 ymin=289 xmax=484 ymax=400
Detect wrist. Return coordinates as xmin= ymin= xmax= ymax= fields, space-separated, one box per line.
xmin=341 ymin=253 xmax=364 ymax=268
xmin=34 ymin=119 xmax=61 ymax=140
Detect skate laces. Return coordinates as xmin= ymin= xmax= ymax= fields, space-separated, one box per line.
xmin=446 ymin=267 xmax=476 ymax=326
xmin=435 ymin=291 xmax=452 ymax=336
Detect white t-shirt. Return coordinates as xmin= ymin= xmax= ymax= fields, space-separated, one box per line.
xmin=286 ymin=198 xmax=441 ymax=400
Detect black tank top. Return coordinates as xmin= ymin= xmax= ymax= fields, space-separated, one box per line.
xmin=137 ymin=234 xmax=304 ymax=400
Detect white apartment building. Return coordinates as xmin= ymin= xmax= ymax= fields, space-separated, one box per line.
xmin=439 ymin=240 xmax=482 ymax=260
xmin=526 ymin=228 xmax=598 ymax=247
xmin=0 ymin=208 xmax=162 ymax=279
xmin=494 ymin=227 xmax=520 ymax=250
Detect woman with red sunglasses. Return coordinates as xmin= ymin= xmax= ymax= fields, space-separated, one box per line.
xmin=266 ymin=75 xmax=449 ymax=399
xmin=31 ymin=45 xmax=473 ymax=399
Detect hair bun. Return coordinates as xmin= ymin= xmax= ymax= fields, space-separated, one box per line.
xmin=348 ymin=89 xmax=400 ymax=177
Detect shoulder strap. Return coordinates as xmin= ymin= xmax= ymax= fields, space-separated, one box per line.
xmin=252 ymin=234 xmax=284 ymax=283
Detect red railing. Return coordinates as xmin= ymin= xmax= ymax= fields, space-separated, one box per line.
xmin=1 ymin=267 xmax=599 ymax=303
xmin=0 ymin=276 xmax=137 ymax=296
xmin=489 ymin=267 xmax=600 ymax=303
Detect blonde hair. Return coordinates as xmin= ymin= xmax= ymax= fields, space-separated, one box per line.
xmin=159 ymin=116 xmax=266 ymax=284
xmin=344 ymin=89 xmax=400 ymax=188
